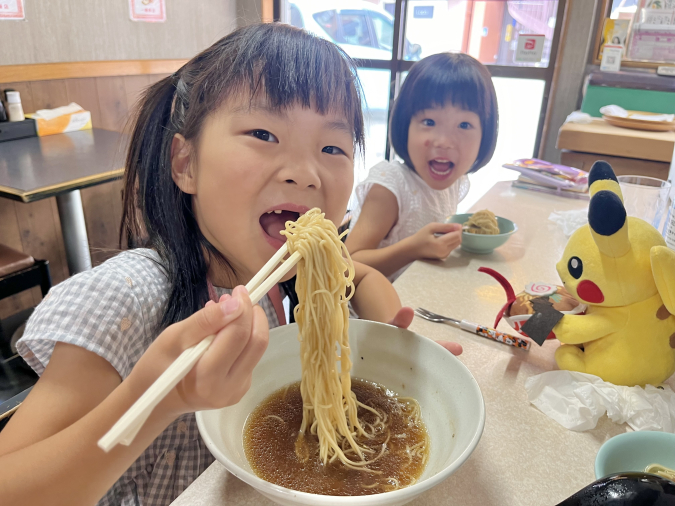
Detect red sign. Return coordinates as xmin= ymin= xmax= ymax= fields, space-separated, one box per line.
xmin=524 ymin=38 xmax=536 ymax=50
xmin=129 ymin=0 xmax=166 ymax=23
xmin=0 ymin=0 xmax=25 ymax=20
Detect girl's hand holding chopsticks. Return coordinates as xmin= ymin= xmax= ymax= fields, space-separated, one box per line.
xmin=124 ymin=286 xmax=268 ymax=420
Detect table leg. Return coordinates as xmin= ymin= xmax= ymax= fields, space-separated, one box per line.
xmin=55 ymin=190 xmax=92 ymax=274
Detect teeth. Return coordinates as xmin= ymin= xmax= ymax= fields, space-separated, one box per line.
xmin=266 ymin=211 xmax=273 ymax=214
xmin=274 ymin=210 xmax=282 ymax=214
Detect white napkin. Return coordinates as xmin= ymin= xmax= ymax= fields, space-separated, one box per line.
xmin=525 ymin=370 xmax=675 ymax=432
xmin=630 ymin=113 xmax=675 ymax=122
xmin=32 ymin=102 xmax=84 ymax=121
xmin=565 ymin=111 xmax=593 ymax=124
xmin=600 ymin=105 xmax=629 ymax=118
xmin=549 ymin=209 xmax=588 ymax=237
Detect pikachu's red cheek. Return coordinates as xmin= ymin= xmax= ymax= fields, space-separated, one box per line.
xmin=577 ymin=280 xmax=604 ymax=303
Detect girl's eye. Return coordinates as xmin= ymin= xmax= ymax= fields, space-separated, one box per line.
xmin=422 ymin=119 xmax=435 ymax=127
xmin=459 ymin=121 xmax=473 ymax=130
xmin=322 ymin=146 xmax=345 ymax=155
xmin=250 ymin=129 xmax=278 ymax=142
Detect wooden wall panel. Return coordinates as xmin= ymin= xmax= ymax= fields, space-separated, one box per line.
xmin=29 ymin=80 xmax=69 ymax=111
xmin=96 ymin=77 xmax=130 ymax=132
xmin=13 ymin=199 xmax=69 ymax=285
xmin=65 ymin=78 xmax=102 ymax=128
xmin=123 ymin=75 xmax=154 ymax=116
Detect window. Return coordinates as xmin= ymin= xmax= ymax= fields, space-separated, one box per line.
xmin=313 ymin=10 xmax=340 ymax=41
xmin=290 ymin=4 xmax=303 ymax=28
xmin=369 ymin=11 xmax=394 ymax=51
xmin=339 ymin=12 xmax=375 ymax=47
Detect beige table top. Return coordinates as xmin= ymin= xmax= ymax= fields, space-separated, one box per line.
xmin=171 ymin=181 xmax=675 ymax=506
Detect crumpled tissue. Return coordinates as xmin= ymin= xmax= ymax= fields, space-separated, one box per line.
xmin=525 ymin=370 xmax=675 ymax=432
xmin=549 ymin=209 xmax=589 ymax=237
xmin=565 ymin=111 xmax=593 ymax=124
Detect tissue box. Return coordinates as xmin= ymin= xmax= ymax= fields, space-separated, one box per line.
xmin=26 ymin=103 xmax=92 ymax=137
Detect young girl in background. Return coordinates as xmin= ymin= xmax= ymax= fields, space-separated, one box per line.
xmin=346 ymin=53 xmax=499 ymax=281
xmin=0 ymin=24 xmax=460 ymax=506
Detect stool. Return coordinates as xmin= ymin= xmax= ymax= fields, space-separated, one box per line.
xmin=0 ymin=244 xmax=52 ymax=358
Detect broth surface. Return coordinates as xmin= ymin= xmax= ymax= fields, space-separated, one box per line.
xmin=243 ymin=379 xmax=429 ymax=496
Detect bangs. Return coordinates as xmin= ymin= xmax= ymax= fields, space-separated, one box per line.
xmin=406 ymin=61 xmax=487 ymax=118
xmin=183 ymin=24 xmax=364 ymax=151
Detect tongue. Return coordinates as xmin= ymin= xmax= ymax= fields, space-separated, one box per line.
xmin=260 ymin=211 xmax=299 ymax=239
xmin=430 ymin=160 xmax=452 ymax=173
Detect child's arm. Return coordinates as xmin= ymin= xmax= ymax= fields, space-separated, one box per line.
xmin=350 ymin=261 xmax=462 ymax=355
xmin=0 ymin=288 xmax=267 ymax=506
xmin=345 ymin=185 xmax=463 ymax=278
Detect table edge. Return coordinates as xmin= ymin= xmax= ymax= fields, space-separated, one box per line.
xmin=0 ymin=168 xmax=125 ymax=203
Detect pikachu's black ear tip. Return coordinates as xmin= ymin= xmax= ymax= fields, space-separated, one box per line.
xmin=589 ymin=190 xmax=626 ymax=236
xmin=588 ymin=161 xmax=617 ymax=187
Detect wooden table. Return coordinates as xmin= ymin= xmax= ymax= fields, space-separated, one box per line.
xmin=170 ymin=182 xmax=675 ymax=506
xmin=0 ymin=129 xmax=125 ymax=274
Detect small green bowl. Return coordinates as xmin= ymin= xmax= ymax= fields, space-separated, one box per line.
xmin=595 ymin=431 xmax=675 ymax=479
xmin=447 ymin=213 xmax=517 ymax=254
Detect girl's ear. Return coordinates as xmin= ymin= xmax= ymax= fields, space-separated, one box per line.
xmin=171 ymin=133 xmax=197 ymax=194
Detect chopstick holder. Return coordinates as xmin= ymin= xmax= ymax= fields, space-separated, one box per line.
xmin=98 ymin=244 xmax=300 ymax=452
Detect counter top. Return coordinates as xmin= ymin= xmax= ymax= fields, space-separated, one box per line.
xmin=558 ymin=118 xmax=675 ymax=163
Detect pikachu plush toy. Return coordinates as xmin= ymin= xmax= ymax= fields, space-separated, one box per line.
xmin=554 ymin=161 xmax=675 ymax=387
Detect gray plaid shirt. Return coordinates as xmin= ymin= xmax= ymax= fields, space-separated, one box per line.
xmin=17 ymin=249 xmax=280 ymax=506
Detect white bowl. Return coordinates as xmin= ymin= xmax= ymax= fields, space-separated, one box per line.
xmin=196 ymin=319 xmax=485 ymax=506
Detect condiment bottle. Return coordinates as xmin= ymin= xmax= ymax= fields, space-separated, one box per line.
xmin=6 ymin=91 xmax=25 ymax=122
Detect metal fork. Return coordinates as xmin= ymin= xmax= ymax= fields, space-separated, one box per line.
xmin=415 ymin=307 xmax=530 ymax=350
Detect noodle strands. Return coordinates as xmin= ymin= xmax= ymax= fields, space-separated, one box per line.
xmin=281 ymin=209 xmax=368 ymax=466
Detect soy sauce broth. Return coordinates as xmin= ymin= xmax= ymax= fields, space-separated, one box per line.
xmin=243 ymin=379 xmax=429 ymax=496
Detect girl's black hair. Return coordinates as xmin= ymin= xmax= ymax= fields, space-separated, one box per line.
xmin=121 ymin=23 xmax=364 ymax=329
xmin=389 ymin=52 xmax=498 ymax=173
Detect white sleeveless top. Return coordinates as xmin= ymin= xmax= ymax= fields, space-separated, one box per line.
xmin=350 ymin=160 xmax=469 ymax=281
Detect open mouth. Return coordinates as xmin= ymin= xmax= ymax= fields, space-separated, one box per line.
xmin=259 ymin=204 xmax=308 ymax=249
xmin=428 ymin=159 xmax=455 ymax=181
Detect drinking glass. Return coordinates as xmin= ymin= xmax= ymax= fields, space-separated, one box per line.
xmin=617 ymin=176 xmax=672 ymax=232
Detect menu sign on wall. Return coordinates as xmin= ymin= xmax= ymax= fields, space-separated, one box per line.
xmin=0 ymin=0 xmax=25 ymax=20
xmin=129 ymin=0 xmax=166 ymax=23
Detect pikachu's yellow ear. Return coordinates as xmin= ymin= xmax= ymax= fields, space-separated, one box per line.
xmin=652 ymin=245 xmax=675 ymax=315
xmin=588 ymin=160 xmax=623 ymax=201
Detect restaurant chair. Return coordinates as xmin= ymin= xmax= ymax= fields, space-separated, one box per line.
xmin=0 ymin=243 xmax=51 ymax=430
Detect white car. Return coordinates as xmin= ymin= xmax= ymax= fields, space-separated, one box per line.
xmin=289 ymin=0 xmax=421 ymax=61
xmin=289 ymin=0 xmax=420 ymax=110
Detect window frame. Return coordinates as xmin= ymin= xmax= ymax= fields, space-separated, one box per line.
xmin=275 ymin=0 xmax=567 ymax=159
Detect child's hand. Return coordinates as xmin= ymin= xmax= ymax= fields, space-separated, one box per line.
xmin=409 ymin=222 xmax=463 ymax=260
xmin=388 ymin=306 xmax=463 ymax=356
xmin=127 ymin=286 xmax=269 ymax=418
